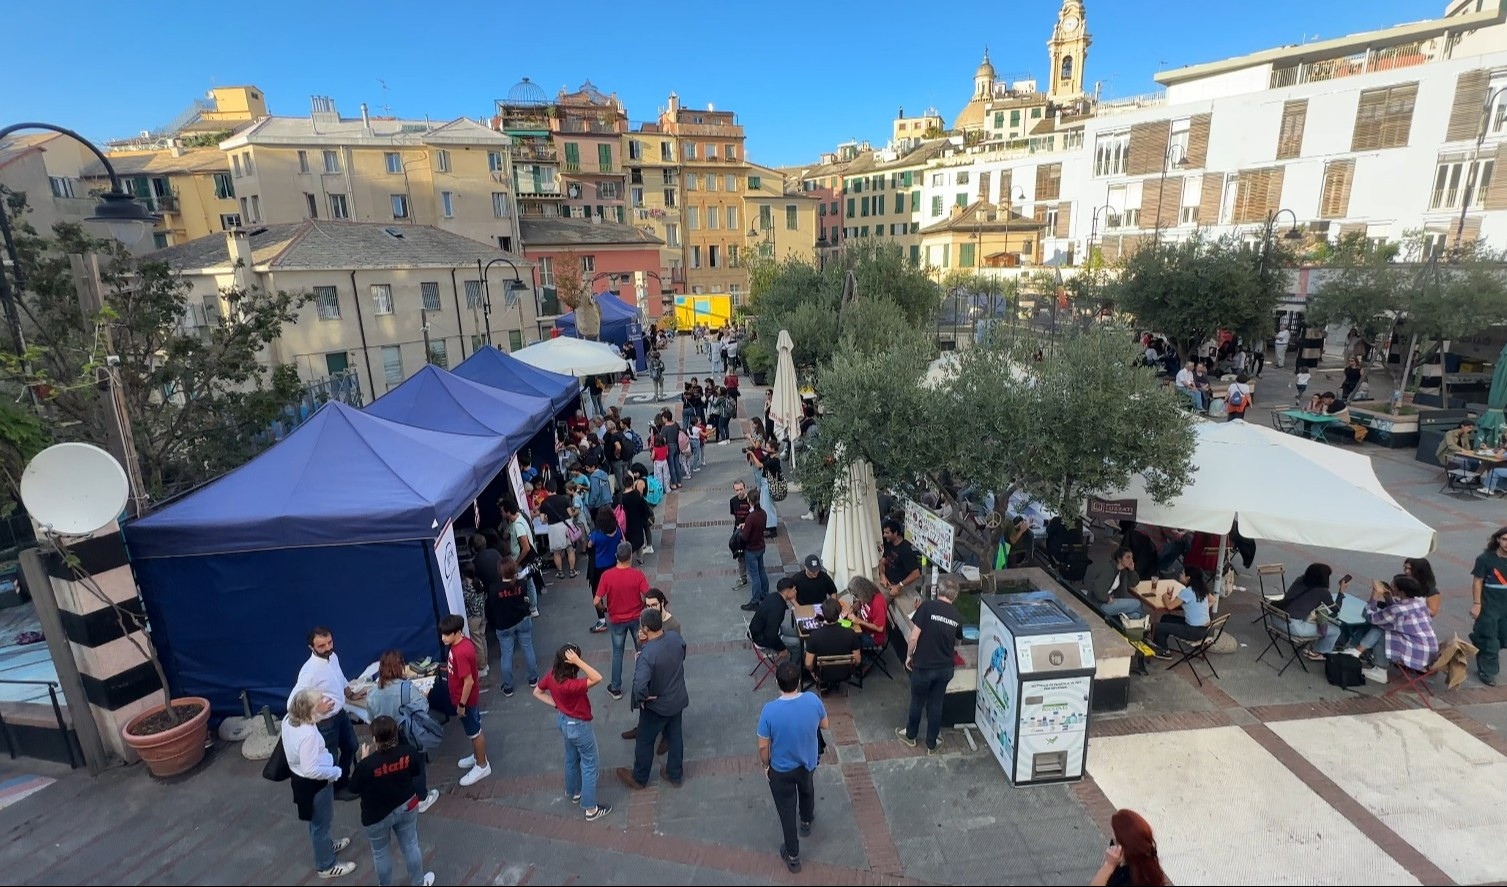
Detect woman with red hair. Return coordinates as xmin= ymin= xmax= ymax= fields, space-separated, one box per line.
xmin=1090 ymin=809 xmax=1168 ymax=886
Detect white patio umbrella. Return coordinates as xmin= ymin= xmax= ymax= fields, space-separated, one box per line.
xmin=509 ymin=337 xmax=628 ymax=378
xmin=821 ymin=456 xmax=883 ymax=591
xmin=770 ymin=329 xmax=803 ymax=470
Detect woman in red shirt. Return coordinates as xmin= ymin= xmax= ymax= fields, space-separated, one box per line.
xmin=533 ymin=644 xmax=611 ymax=821
xmin=848 ymin=576 xmax=889 ymax=657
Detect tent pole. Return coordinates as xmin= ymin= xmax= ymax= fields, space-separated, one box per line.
xmin=1212 ymin=533 xmax=1228 ymax=609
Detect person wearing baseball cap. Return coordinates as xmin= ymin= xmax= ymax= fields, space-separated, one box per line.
xmin=793 ymin=555 xmax=838 ymax=607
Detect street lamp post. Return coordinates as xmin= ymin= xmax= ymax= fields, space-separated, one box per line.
xmin=476 ymin=257 xmax=526 ymax=348
xmin=1257 ymin=208 xmax=1303 ymax=279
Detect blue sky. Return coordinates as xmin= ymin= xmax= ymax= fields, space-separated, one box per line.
xmin=9 ymin=0 xmax=1443 ymax=167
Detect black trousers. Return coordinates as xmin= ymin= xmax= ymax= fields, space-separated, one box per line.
xmin=767 ymin=765 xmax=815 ymax=858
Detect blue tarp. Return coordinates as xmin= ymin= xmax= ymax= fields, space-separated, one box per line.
xmin=125 ymin=401 xmax=510 ymax=559
xmin=452 ymin=346 xmax=581 ymax=414
xmin=366 ymin=364 xmax=555 ymax=454
xmin=554 ymin=294 xmax=637 ymax=346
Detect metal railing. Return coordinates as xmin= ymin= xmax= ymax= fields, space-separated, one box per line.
xmin=1268 ymin=39 xmax=1434 ymax=89
xmin=510 ymin=144 xmax=558 ymax=162
xmin=0 ymin=678 xmax=78 ymax=768
xmin=672 ymin=122 xmax=744 ymax=137
xmin=1095 ymin=91 xmax=1168 ymax=116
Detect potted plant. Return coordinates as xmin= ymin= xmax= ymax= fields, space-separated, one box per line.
xmin=745 ymin=340 xmax=774 ymax=385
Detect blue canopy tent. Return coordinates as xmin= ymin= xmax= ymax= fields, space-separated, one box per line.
xmin=554 ymin=294 xmax=638 ymax=347
xmin=452 ymin=347 xmax=584 ymax=473
xmin=124 ymin=401 xmax=512 ymax=716
xmin=367 ymin=364 xmax=556 ymax=454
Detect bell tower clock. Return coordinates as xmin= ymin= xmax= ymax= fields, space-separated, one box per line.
xmin=1047 ymin=0 xmax=1090 ymax=102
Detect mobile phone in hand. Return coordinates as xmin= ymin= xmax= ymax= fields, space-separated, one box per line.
xmin=1341 ymin=574 xmax=1352 ymax=584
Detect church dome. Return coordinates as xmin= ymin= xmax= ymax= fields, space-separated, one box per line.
xmin=975 ymin=51 xmax=996 ymax=81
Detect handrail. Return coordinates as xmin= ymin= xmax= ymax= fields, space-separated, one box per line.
xmin=0 ymin=677 xmax=79 ymax=768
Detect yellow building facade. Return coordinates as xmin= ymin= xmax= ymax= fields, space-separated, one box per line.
xmin=623 ymin=126 xmax=686 ymax=287
xmin=659 ymin=94 xmax=749 ymax=297
xmin=743 ymin=165 xmax=820 ymax=266
xmin=918 ymin=201 xmax=1044 ymax=275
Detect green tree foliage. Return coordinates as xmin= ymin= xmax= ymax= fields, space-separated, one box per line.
xmin=1304 ymin=233 xmax=1407 ymax=348
xmin=4 ymin=199 xmax=308 ymax=501
xmin=1108 ymin=234 xmax=1288 ymax=358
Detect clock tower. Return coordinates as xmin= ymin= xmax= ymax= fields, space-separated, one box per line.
xmin=1047 ymin=0 xmax=1090 ymax=103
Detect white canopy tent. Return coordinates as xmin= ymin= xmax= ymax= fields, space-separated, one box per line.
xmin=821 ymin=456 xmax=883 ymax=590
xmin=1107 ymin=420 xmax=1436 ymax=558
xmin=509 ymin=337 xmax=629 ymax=378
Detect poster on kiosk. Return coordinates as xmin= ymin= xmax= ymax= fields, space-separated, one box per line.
xmin=975 ymin=592 xmax=1095 ymax=785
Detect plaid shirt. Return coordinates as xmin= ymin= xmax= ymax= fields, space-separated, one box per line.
xmin=1365 ymin=597 xmax=1437 ymax=672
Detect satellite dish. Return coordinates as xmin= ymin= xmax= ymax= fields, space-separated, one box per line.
xmin=20 ymin=443 xmax=129 ymax=536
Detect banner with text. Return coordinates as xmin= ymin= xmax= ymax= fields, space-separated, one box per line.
xmin=434 ymin=522 xmax=466 ymax=627
xmin=902 ymin=497 xmax=955 ymax=573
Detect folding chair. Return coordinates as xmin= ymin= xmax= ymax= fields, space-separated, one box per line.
xmin=1441 ymin=457 xmax=1483 ymax=496
xmin=1384 ymin=662 xmax=1437 ymax=710
xmin=1254 ymin=600 xmax=1313 ymax=676
xmin=1271 ymin=412 xmax=1297 ymax=434
xmin=1252 ymin=563 xmax=1287 ymax=623
xmin=1166 ymin=614 xmax=1230 ymax=687
xmin=746 ymin=624 xmax=780 ymax=691
xmin=809 ymin=654 xmax=861 ymax=696
xmin=862 ymin=636 xmax=895 ymax=681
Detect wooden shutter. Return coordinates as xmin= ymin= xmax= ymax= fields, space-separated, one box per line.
xmin=1121 ymin=234 xmax=1146 ymax=259
xmin=1099 ymin=236 xmax=1121 ymax=263
xmin=1142 ymin=176 xmax=1181 ymax=228
xmin=1487 ymin=144 xmax=1507 ymax=209
xmin=1185 ymin=114 xmax=1212 ymax=168
xmin=978 ymin=170 xmax=991 ymax=199
xmin=1458 ymin=216 xmax=1483 ymax=245
xmin=1276 ymin=100 xmax=1307 ymax=160
xmin=1446 ymin=70 xmax=1491 ymax=141
xmin=1353 ymin=84 xmax=1418 ymax=150
xmin=1035 ymin=163 xmax=1062 ymax=200
xmin=999 ymin=169 xmax=1013 ymax=206
xmin=1128 ymin=121 xmax=1171 ymax=175
xmin=1232 ymin=167 xmax=1285 ymax=223
xmin=1054 ymin=203 xmax=1071 ymax=238
xmin=1352 ymin=88 xmax=1387 ymax=151
xmin=1338 ymin=222 xmax=1368 ymax=239
xmin=1198 ymin=173 xmax=1224 ymax=226
xmin=1318 ymin=160 xmax=1355 ymax=219
xmin=1033 ymin=205 xmax=1048 ymax=225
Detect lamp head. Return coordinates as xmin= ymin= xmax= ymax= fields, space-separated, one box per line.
xmin=1283 ymin=227 xmax=1304 ymax=241
xmin=87 ymin=191 xmax=159 ymax=246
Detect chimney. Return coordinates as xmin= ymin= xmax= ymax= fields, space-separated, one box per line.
xmin=951 ymin=203 xmax=965 ymax=219
xmin=169 ymin=142 xmax=184 ymax=157
xmin=225 ymin=227 xmax=257 ymax=293
xmin=668 ymin=92 xmax=680 ymax=114
xmin=360 ymin=103 xmax=371 ymax=133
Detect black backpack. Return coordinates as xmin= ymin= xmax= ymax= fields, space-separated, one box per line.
xmin=1324 ymin=653 xmax=1363 ymax=688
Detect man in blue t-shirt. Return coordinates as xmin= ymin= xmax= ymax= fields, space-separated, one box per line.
xmin=756 ymin=660 xmax=828 ymax=874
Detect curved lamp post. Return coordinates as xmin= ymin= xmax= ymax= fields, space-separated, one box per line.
xmin=476 ymin=257 xmax=526 ymax=347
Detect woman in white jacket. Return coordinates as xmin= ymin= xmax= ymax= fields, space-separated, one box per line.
xmin=283 ymin=688 xmax=357 ymax=878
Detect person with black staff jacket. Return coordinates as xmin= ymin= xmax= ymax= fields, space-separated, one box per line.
xmin=896 ymin=580 xmax=964 ymax=754
xmin=757 ymin=660 xmax=829 ymax=874
xmin=793 ymin=555 xmax=838 ymax=607
xmin=349 ymin=716 xmax=434 ymax=887
xmin=616 ymin=609 xmax=689 ymax=790
xmin=730 ymin=480 xmax=753 ymax=589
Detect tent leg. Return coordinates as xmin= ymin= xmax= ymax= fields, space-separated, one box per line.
xmin=1212 ymin=534 xmax=1228 ymax=612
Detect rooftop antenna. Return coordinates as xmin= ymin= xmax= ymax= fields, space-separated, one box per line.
xmin=378 ymin=79 xmax=392 ymax=116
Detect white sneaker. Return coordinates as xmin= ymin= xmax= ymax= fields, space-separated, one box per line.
xmin=478 ymin=666 xmax=489 ymax=678
xmin=331 ymin=837 xmax=351 ymax=854
xmin=1341 ymin=647 xmax=1362 ymax=657
xmin=458 ymin=755 xmax=477 ymax=769
xmin=530 ymin=608 xmax=541 ymax=617
xmin=643 ymin=545 xmax=655 ymax=554
xmin=417 ymin=789 xmax=440 ymax=813
xmin=800 ymin=512 xmax=815 ymax=521
xmin=422 ymin=874 xmax=435 ymax=887
xmin=1362 ymin=666 xmax=1389 ymax=684
xmin=460 ymin=763 xmax=492 ymax=786
xmin=318 ymin=862 xmax=357 ymax=879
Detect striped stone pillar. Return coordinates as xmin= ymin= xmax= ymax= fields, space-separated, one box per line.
xmin=43 ymin=520 xmax=162 ymax=765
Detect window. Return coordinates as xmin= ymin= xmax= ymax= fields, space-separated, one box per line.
xmin=1431 ymin=155 xmax=1493 ymax=210
xmin=46 ymin=176 xmax=74 ymax=198
xmin=428 ymin=340 xmax=449 ymax=368
xmin=707 ymin=175 xmax=718 ymax=192
xmin=391 ymin=194 xmax=410 ymax=219
xmin=729 ymin=244 xmax=740 ymax=267
xmin=580 ymin=255 xmax=595 ymax=272
xmin=1352 ymin=83 xmax=1418 ymax=151
xmin=304 ymin=193 xmax=318 ymax=218
xmin=240 ymin=196 xmax=248 ymax=218
xmin=931 ymin=173 xmax=943 ymax=186
xmin=631 ymin=186 xmax=644 ymax=207
xmin=726 ymin=145 xmax=738 ymax=161
xmin=785 ymin=205 xmax=797 ymax=230
xmin=861 ymin=196 xmax=870 ymax=216
xmin=956 ymin=171 xmax=970 ymax=186
xmin=628 ymin=139 xmax=643 ymax=161
xmin=382 ymin=345 xmax=403 ymax=388
xmin=759 ymin=205 xmax=773 ymax=230
xmin=598 ymin=143 xmax=612 ymax=172
xmin=663 ymin=188 xmax=677 ymax=207
xmin=666 ymin=223 xmax=679 ymax=247
xmin=249 ymin=195 xmax=262 ymax=222
xmin=749 ymin=176 xmax=762 ymax=190
xmin=708 ymin=207 xmax=719 ymax=229
xmin=371 ymin=284 xmax=394 ymax=316
xmin=688 ymin=206 xmax=700 ymax=229
xmin=709 ymin=245 xmax=720 ymax=268
xmin=847 ymin=197 xmax=855 ymax=217
xmin=727 ymin=206 xmax=737 ymax=229
xmin=1094 ymin=130 xmax=1130 ymax=176
xmin=662 ymin=169 xmax=677 ymax=185
xmin=1231 ymin=167 xmax=1285 ymax=223
xmin=1035 ymin=163 xmax=1063 ymax=200
xmin=661 ymin=142 xmax=673 ymax=162
xmin=243 ymin=153 xmax=254 ymax=175
xmin=328 ymin=193 xmax=349 ymax=219
xmin=956 ymin=193 xmax=968 ymax=207
xmin=385 ymin=152 xmax=402 ymax=174
xmin=213 ymin=173 xmax=234 ymax=199
xmin=441 ymin=191 xmax=454 ymax=217
xmin=931 ymin=195 xmax=943 ymax=216
xmin=691 ymin=245 xmax=702 ymax=268
xmin=1045 ymin=205 xmax=1059 ymax=233
xmin=297 ymin=150 xmax=310 ymax=173
xmin=499 ymin=235 xmax=512 ymax=252
xmin=1011 ymin=110 xmax=1021 ymax=129
xmin=1169 ymin=117 xmax=1191 ymax=161
xmin=436 ymin=149 xmax=451 ymax=173
xmin=995 ymin=111 xmax=1006 ymax=129
xmin=1033 ymin=107 xmax=1043 ymax=119
xmin=421 ymin=281 xmax=442 ymax=312
xmin=463 ymin=279 xmax=483 ymax=309
xmin=219 ymin=212 xmax=241 ymax=230
xmin=315 ymin=286 xmax=341 ymax=320
xmin=1276 ymin=100 xmax=1307 ymax=159
xmin=706 ymin=143 xmax=718 ymax=159
xmin=1423 ymin=230 xmax=1449 ymax=258
xmin=323 ymin=150 xmax=341 ymax=173
xmin=686 ymin=174 xmax=698 ymax=191
xmin=538 ymin=256 xmax=555 ymax=288
xmin=725 ymin=174 xmax=737 ymax=192
xmin=488 ymin=151 xmax=504 ymax=172
xmin=960 ymin=242 xmax=976 ymax=267
xmin=492 ymin=192 xmax=510 ymax=218
xmin=911 ymin=191 xmax=920 ymax=212
xmin=597 ymin=181 xmax=619 ymax=200
xmin=683 ymin=143 xmax=698 ymax=160
xmin=232 ymin=155 xmax=242 ymax=177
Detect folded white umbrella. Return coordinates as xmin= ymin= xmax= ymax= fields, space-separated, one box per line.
xmin=770 ymin=329 xmax=803 ymax=469
xmin=821 ymin=457 xmax=883 ymax=590
xmin=510 ymin=337 xmax=629 ymax=378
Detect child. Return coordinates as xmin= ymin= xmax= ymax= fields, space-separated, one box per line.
xmin=689 ymin=418 xmax=705 ymax=472
xmin=1295 ymin=368 xmax=1311 ymax=406
xmin=440 ymin=614 xmax=491 ymax=786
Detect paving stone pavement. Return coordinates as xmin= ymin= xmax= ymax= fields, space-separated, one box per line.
xmin=2 ymin=336 xmax=1507 ymax=884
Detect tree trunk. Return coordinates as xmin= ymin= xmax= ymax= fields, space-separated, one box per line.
xmin=1438 ymin=335 xmax=1451 ymax=410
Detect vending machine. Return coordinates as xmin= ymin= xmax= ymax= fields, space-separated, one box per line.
xmin=975 ymin=591 xmax=1095 ymax=785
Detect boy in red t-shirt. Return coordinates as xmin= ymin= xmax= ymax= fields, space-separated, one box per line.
xmin=441 ymin=614 xmax=491 ymax=786
xmin=592 ymin=541 xmax=648 ymax=699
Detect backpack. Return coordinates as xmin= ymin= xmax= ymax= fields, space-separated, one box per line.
xmin=1324 ymin=653 xmax=1364 ymax=688
xmin=645 ymin=475 xmax=665 ymax=506
xmin=678 ymin=429 xmax=691 ymax=455
xmin=625 ymin=430 xmax=644 ymax=456
xmin=1227 ymin=385 xmax=1246 ymax=410
xmin=587 ymin=472 xmax=612 ymax=508
xmin=396 ymin=681 xmax=444 ymax=752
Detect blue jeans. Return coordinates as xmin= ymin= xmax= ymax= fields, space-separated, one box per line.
xmin=1101 ymin=598 xmax=1145 ymax=619
xmin=609 ymin=618 xmax=642 ymax=692
xmin=667 ymin=448 xmax=683 ymax=486
xmin=364 ymin=802 xmax=423 ymax=886
xmin=1485 ymin=467 xmax=1507 ymax=493
xmin=905 ymin=666 xmax=954 ymax=750
xmin=755 ymin=470 xmax=779 ymax=528
xmin=1289 ymin=618 xmax=1339 ymax=654
xmin=1356 ymin=626 xmax=1390 ymax=667
xmin=745 ymin=548 xmax=769 ymax=605
xmin=497 ymin=617 xmax=538 ymax=692
xmin=317 ymin=711 xmax=357 ymax=782
xmin=308 ymin=782 xmax=336 ymax=871
xmin=559 ymin=713 xmax=600 ymax=810
xmin=1177 ymin=385 xmax=1205 ymax=411
xmin=632 ymin=708 xmax=684 ymax=785
xmin=690 ymin=439 xmax=704 ymax=470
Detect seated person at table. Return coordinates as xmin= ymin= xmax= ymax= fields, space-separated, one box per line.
xmin=1435 ymin=419 xmax=1478 ymax=469
xmin=750 ymin=576 xmax=800 ymax=660
xmin=1344 ymin=575 xmax=1439 ymax=683
xmin=1174 ymin=361 xmax=1205 ymax=411
xmin=1095 ymin=548 xmax=1145 ymax=619
xmin=792 ymin=555 xmax=839 ymax=606
xmin=847 ymin=577 xmax=889 ymax=653
xmin=1310 ymin=392 xmax=1369 ymax=442
xmin=1277 ymin=563 xmax=1346 ymax=661
xmin=1151 ymin=569 xmax=1213 ymax=653
xmin=879 ymin=520 xmax=923 ymax=598
xmin=1000 ymin=514 xmax=1033 ymax=568
xmin=804 ymin=599 xmax=861 ymax=677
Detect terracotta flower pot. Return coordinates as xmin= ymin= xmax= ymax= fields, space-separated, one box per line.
xmin=121 ymin=696 xmax=212 ymax=778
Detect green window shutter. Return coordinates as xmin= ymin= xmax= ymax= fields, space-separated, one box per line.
xmin=1032 ymin=107 xmax=1042 ymax=118
xmin=598 ymin=143 xmax=612 ymax=168
xmin=931 ymin=195 xmax=942 ymax=215
xmin=960 ymin=243 xmax=976 ymax=267
xmin=956 ymin=193 xmax=968 ymax=207
xmin=995 ymin=112 xmax=1005 ymax=128
xmin=1011 ymin=110 xmax=1020 ymax=127
xmin=564 ymin=143 xmax=579 ymax=163
xmin=847 ymin=197 xmax=856 ymax=216
xmin=861 ymin=196 xmax=869 ymax=216
xmin=911 ymin=191 xmax=920 ymax=211
xmin=943 ymin=245 xmax=950 ymax=268
xmin=910 ymin=244 xmax=920 ymax=263
xmin=902 ymin=171 xmax=912 ymax=187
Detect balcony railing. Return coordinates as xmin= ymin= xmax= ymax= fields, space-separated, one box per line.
xmin=510 ymin=144 xmax=558 ymax=162
xmin=145 ymin=193 xmax=178 ymax=213
xmin=500 ymin=112 xmax=551 ymax=131
xmin=557 ymin=119 xmax=622 ymax=134
xmin=1269 ymin=39 xmax=1434 ymax=89
xmin=673 ymin=122 xmax=744 ymax=137
xmin=1095 ymin=91 xmax=1168 ymax=116
xmin=564 ymin=161 xmax=581 ymax=173
xmin=516 ymin=188 xmax=563 ymax=199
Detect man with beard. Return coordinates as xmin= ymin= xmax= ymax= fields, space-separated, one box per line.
xmin=289 ymin=626 xmax=363 ymax=798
